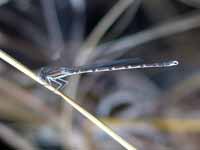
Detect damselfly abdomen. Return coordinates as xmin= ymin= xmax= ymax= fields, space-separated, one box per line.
xmin=39 ymin=58 xmax=178 ymax=90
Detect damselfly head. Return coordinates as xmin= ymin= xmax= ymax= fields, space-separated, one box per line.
xmin=39 ymin=67 xmax=60 ymax=79
xmin=38 ymin=67 xmax=72 ymax=90
xmin=38 ymin=67 xmax=50 ymax=81
xmin=39 ymin=67 xmax=68 ymax=80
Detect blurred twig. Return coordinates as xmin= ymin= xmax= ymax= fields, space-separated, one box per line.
xmin=105 ymin=0 xmax=141 ymax=40
xmin=0 ymin=78 xmax=56 ymax=123
xmin=79 ymin=0 xmax=135 ymax=54
xmin=0 ymin=123 xmax=37 ymax=150
xmin=0 ymin=31 xmax=47 ymax=63
xmin=178 ymin=0 xmax=200 ymax=8
xmin=67 ymin=0 xmax=135 ymax=99
xmin=0 ymin=50 xmax=137 ymax=150
xmin=101 ymin=118 xmax=200 ymax=133
xmin=63 ymin=2 xmax=136 ymax=147
xmin=95 ymin=11 xmax=200 ymax=59
xmin=0 ymin=8 xmax=47 ymax=48
xmin=164 ymin=72 xmax=200 ymax=103
xmin=41 ymin=0 xmax=65 ymax=60
xmin=63 ymin=1 xmax=136 ymax=147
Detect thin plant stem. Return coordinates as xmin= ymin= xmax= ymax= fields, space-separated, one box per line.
xmin=80 ymin=0 xmax=135 ymax=52
xmin=101 ymin=117 xmax=200 ymax=133
xmin=95 ymin=11 xmax=200 ymax=58
xmin=0 ymin=49 xmax=137 ymax=150
xmin=67 ymin=0 xmax=135 ymax=98
xmin=64 ymin=1 xmax=136 ymax=142
xmin=0 ymin=123 xmax=37 ymax=150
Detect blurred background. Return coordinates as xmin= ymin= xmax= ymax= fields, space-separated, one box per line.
xmin=0 ymin=0 xmax=200 ymax=149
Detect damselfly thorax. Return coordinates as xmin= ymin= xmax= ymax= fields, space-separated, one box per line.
xmin=39 ymin=58 xmax=178 ymax=90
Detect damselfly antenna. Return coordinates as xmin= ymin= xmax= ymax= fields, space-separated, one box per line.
xmin=39 ymin=59 xmax=178 ymax=90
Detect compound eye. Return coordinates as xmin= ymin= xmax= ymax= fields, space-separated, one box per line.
xmin=38 ymin=67 xmax=48 ymax=80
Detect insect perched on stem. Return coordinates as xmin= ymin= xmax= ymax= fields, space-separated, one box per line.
xmin=39 ymin=58 xmax=179 ymax=90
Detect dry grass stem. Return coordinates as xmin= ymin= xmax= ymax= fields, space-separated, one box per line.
xmin=0 ymin=49 xmax=137 ymax=150
xmin=0 ymin=123 xmax=37 ymax=150
xmin=96 ymin=11 xmax=200 ymax=58
xmin=101 ymin=118 xmax=200 ymax=133
xmin=67 ymin=0 xmax=135 ymax=100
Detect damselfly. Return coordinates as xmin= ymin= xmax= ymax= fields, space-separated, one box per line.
xmin=39 ymin=58 xmax=178 ymax=90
